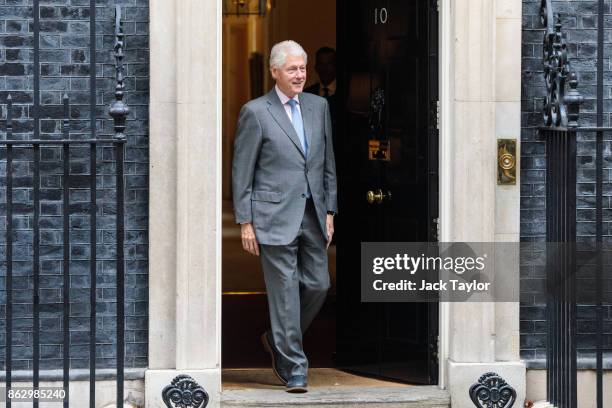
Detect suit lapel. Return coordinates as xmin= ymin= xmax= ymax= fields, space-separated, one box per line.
xmin=299 ymin=93 xmax=314 ymax=161
xmin=266 ymin=90 xmax=306 ymax=158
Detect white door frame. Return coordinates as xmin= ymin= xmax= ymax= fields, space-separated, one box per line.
xmin=437 ymin=0 xmax=452 ymax=390
xmin=146 ymin=0 xmax=525 ymax=406
xmin=214 ymin=0 xmax=452 ymax=390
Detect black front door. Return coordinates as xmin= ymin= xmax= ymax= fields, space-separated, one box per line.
xmin=335 ymin=0 xmax=439 ymax=384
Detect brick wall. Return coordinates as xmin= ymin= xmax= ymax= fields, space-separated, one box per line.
xmin=0 ymin=0 xmax=148 ymax=373
xmin=521 ymin=0 xmax=612 ymax=366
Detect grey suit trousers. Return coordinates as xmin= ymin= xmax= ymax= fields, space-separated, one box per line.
xmin=259 ymin=199 xmax=330 ymax=377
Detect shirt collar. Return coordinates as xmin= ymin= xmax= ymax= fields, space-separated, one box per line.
xmin=275 ymin=84 xmax=300 ymax=105
xmin=321 ymin=79 xmax=336 ymax=95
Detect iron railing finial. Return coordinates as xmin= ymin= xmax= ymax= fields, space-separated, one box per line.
xmin=565 ymin=71 xmax=583 ymax=128
xmin=541 ymin=0 xmax=582 ymax=128
xmin=109 ymin=5 xmax=129 ymax=141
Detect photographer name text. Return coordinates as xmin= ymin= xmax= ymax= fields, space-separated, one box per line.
xmin=373 ymin=279 xmax=491 ymax=293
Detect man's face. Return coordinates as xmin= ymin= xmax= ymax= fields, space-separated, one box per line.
xmin=315 ymin=52 xmax=336 ymax=86
xmin=271 ymin=54 xmax=306 ymax=98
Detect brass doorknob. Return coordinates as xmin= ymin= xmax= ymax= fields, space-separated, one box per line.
xmin=366 ymin=189 xmax=391 ymax=204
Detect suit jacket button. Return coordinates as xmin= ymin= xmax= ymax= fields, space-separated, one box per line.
xmin=301 ymin=194 xmax=306 ymax=198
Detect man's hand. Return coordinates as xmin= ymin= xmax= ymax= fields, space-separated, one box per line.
xmin=241 ymin=222 xmax=260 ymax=256
xmin=326 ymin=214 xmax=334 ymax=249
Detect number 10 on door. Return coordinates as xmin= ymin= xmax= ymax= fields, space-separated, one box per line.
xmin=374 ymin=7 xmax=388 ymax=24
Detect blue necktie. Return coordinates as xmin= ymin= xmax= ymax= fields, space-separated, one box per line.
xmin=287 ymin=99 xmax=310 ymax=198
xmin=287 ymin=99 xmax=308 ymax=156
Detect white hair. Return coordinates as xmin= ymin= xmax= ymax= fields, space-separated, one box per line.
xmin=269 ymin=40 xmax=307 ymax=69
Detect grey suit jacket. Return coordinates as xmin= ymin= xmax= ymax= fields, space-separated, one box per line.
xmin=232 ymin=88 xmax=338 ymax=245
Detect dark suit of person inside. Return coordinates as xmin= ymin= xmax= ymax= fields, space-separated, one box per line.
xmin=304 ymin=47 xmax=339 ymax=245
xmin=232 ymin=40 xmax=338 ymax=393
xmin=304 ymin=47 xmax=337 ymax=147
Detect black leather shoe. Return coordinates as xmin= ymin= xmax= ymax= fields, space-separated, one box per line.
xmin=286 ymin=375 xmax=308 ymax=393
xmin=261 ymin=332 xmax=288 ymax=385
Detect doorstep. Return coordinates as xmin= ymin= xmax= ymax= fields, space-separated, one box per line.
xmin=221 ymin=368 xmax=450 ymax=407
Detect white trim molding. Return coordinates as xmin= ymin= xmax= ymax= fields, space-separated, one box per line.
xmin=439 ymin=0 xmax=525 ymax=405
xmin=146 ymin=0 xmax=223 ymax=406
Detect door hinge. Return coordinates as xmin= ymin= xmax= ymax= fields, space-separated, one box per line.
xmin=429 ymin=334 xmax=440 ymax=360
xmin=429 ymin=100 xmax=440 ymax=130
xmin=430 ymin=100 xmax=440 ymax=130
xmin=432 ymin=217 xmax=440 ymax=242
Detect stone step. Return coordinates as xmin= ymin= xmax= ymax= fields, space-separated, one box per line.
xmin=221 ymin=385 xmax=450 ymax=407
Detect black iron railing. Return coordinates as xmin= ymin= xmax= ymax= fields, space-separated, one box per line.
xmin=544 ymin=127 xmax=577 ymax=408
xmin=543 ymin=125 xmax=612 ymax=408
xmin=540 ymin=11 xmax=582 ymax=403
xmin=1 ymin=3 xmax=128 ymax=408
xmin=539 ymin=0 xmax=610 ymax=407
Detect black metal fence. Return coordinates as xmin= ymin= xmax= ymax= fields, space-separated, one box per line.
xmin=544 ymin=127 xmax=577 ymax=408
xmin=1 ymin=2 xmax=128 ymax=407
xmin=540 ymin=0 xmax=610 ymax=407
xmin=543 ymin=125 xmax=612 ymax=408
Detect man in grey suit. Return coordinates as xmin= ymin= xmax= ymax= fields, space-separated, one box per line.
xmin=232 ymin=40 xmax=337 ymax=393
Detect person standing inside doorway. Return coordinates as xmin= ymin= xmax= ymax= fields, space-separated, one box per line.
xmin=232 ymin=40 xmax=338 ymax=393
xmin=305 ymin=47 xmax=337 ymax=145
xmin=305 ymin=47 xmax=339 ymax=244
xmin=304 ymin=46 xmax=336 ymax=102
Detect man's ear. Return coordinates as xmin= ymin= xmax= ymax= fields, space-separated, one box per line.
xmin=270 ymin=67 xmax=277 ymax=80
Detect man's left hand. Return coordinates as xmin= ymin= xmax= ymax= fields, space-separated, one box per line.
xmin=326 ymin=214 xmax=334 ymax=249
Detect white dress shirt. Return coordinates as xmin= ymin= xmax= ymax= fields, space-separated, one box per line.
xmin=319 ymin=79 xmax=336 ymax=97
xmin=275 ymin=84 xmax=301 ymax=122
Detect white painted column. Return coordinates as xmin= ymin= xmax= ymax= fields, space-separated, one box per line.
xmin=441 ymin=0 xmax=525 ymax=406
xmin=145 ymin=0 xmax=222 ymax=406
xmin=493 ymin=0 xmax=522 ymax=365
xmin=148 ymin=0 xmax=177 ymax=373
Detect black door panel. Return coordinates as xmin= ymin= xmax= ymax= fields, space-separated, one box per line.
xmin=336 ymin=0 xmax=439 ymax=384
